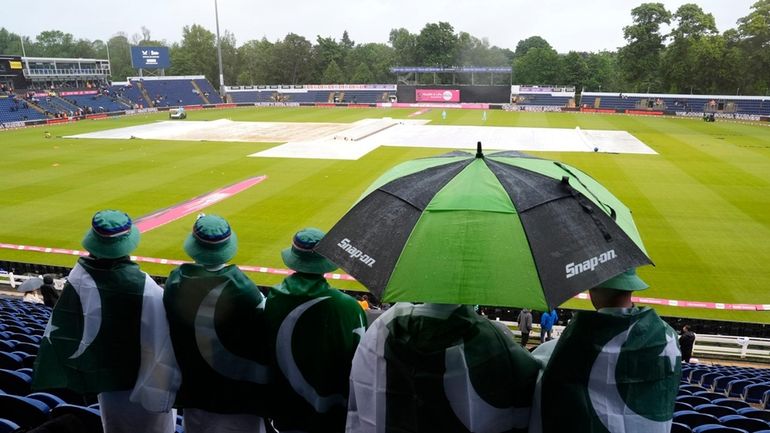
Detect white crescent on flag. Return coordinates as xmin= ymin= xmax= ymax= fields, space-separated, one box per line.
xmin=276 ymin=296 xmax=346 ymax=413
xmin=67 ymin=265 xmax=102 ymax=359
xmin=587 ymin=323 xmax=671 ymax=433
xmin=194 ymin=282 xmax=270 ymax=384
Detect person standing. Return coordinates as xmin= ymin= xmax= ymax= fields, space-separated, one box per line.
xmin=535 ymin=269 xmax=680 ymax=433
xmin=33 ymin=210 xmax=179 ymax=433
xmin=441 ymin=110 xmax=447 ymax=121
xmin=164 ymin=215 xmax=271 ymax=433
xmin=679 ymin=325 xmax=696 ymax=363
xmin=346 ymin=302 xmax=540 ymax=433
xmin=540 ymin=309 xmax=557 ymax=344
xmin=40 ymin=275 xmax=60 ymax=308
xmin=518 ymin=308 xmax=533 ymax=347
xmin=264 ymin=228 xmax=368 ymax=433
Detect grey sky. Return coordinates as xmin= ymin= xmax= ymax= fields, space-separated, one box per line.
xmin=9 ymin=0 xmax=758 ymax=53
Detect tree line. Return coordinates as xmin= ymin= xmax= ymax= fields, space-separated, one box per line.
xmin=0 ymin=1 xmax=768 ymax=95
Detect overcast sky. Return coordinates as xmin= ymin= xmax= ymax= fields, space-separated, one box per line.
xmin=9 ymin=0 xmax=759 ymax=53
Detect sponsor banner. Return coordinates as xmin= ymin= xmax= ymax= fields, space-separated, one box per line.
xmin=304 ymin=84 xmax=396 ymax=91
xmin=761 ymin=116 xmax=769 ymax=122
xmin=391 ymin=66 xmax=510 ymax=73
xmin=183 ymin=105 xmax=203 ymax=110
xmin=347 ymin=103 xmax=375 ymax=108
xmin=416 ymin=88 xmax=460 ymax=103
xmin=625 ymin=109 xmax=664 ymax=116
xmin=46 ymin=118 xmax=71 ymax=125
xmin=379 ymin=102 xmax=489 ymax=109
xmin=125 ymin=107 xmax=159 ymax=115
xmin=316 ymin=103 xmax=337 ymax=107
xmin=254 ymin=102 xmax=300 ymax=107
xmin=217 ymin=103 xmax=237 ymax=109
xmin=130 ymin=46 xmax=171 ymax=69
xmin=85 ymin=113 xmax=108 ymax=120
xmin=580 ymin=107 xmax=618 ymax=114
xmin=1 ymin=121 xmax=26 ymax=129
xmin=9 ymin=60 xmax=22 ymax=69
xmin=503 ymin=104 xmax=564 ymax=112
xmin=674 ymin=111 xmax=762 ymax=121
xmin=59 ymin=90 xmax=98 ymax=96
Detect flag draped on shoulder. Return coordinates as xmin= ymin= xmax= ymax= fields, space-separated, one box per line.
xmin=265 ymin=273 xmax=368 ymax=433
xmin=540 ymin=307 xmax=681 ymax=433
xmin=347 ymin=303 xmax=539 ymax=433
xmin=33 ymin=257 xmax=168 ymax=399
xmin=163 ymin=263 xmax=270 ymax=415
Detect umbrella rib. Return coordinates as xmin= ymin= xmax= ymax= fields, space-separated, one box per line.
xmin=553 ymin=162 xmax=616 ymax=219
xmin=378 ymin=188 xmax=425 ymax=212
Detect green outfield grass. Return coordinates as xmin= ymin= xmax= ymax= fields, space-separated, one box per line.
xmin=2 ymin=107 xmax=769 ymax=322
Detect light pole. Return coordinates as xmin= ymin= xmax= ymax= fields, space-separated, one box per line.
xmin=214 ymin=0 xmax=226 ymax=98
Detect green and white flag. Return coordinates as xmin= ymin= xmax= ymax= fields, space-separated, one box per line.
xmin=163 ymin=263 xmax=270 ymax=414
xmin=264 ymin=273 xmax=368 ymax=433
xmin=33 ymin=256 xmax=179 ymax=414
xmin=539 ymin=307 xmax=680 ymax=433
xmin=347 ymin=303 xmax=540 ymax=433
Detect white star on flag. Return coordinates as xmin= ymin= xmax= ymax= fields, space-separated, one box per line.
xmin=659 ymin=331 xmax=680 ymax=372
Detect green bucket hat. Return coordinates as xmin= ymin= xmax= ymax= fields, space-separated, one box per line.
xmin=82 ymin=210 xmax=140 ymax=259
xmin=595 ymin=269 xmax=649 ymax=292
xmin=183 ymin=215 xmax=238 ymax=266
xmin=282 ymin=228 xmax=338 ymax=275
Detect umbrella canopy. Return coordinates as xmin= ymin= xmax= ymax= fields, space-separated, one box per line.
xmin=17 ymin=277 xmax=44 ymax=292
xmin=316 ymin=144 xmax=652 ymax=310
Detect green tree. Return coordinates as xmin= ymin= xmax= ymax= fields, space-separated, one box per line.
xmin=661 ymin=4 xmax=717 ymax=92
xmin=513 ymin=36 xmax=552 ymax=58
xmin=562 ymin=51 xmax=590 ymax=90
xmin=416 ymin=22 xmax=458 ymax=66
xmin=236 ymin=38 xmax=274 ymax=84
xmin=617 ymin=3 xmax=672 ymax=92
xmin=737 ymin=0 xmax=770 ymax=93
xmin=388 ymin=28 xmax=418 ymax=66
xmin=169 ymin=24 xmax=217 ymax=84
xmin=350 ymin=62 xmax=374 ymax=83
xmin=0 ymin=28 xmax=23 ymax=55
xmin=513 ymin=46 xmax=562 ymax=84
xmin=107 ymin=34 xmax=135 ymax=80
xmin=271 ymin=33 xmax=313 ymax=84
xmin=321 ymin=60 xmax=345 ymax=83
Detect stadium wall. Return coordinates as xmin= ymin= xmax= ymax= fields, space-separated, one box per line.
xmin=396 ymin=85 xmax=511 ymax=103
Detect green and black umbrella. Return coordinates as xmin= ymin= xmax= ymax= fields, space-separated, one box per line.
xmin=316 ymin=144 xmax=652 ymax=310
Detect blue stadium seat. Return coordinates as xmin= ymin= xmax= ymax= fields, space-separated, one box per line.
xmin=0 ymin=418 xmax=20 ymax=433
xmin=692 ymin=425 xmax=750 ymax=433
xmin=738 ymin=408 xmax=770 ymax=423
xmin=0 ymin=341 xmax=13 ymax=352
xmin=51 ymin=404 xmax=103 ymax=433
xmin=672 ymin=422 xmax=694 ymax=433
xmin=0 ymin=352 xmax=22 ymax=370
xmin=679 ymin=395 xmax=714 ymax=407
xmin=7 ymin=333 xmax=39 ymax=344
xmin=684 ymin=384 xmax=709 ymax=394
xmin=0 ymin=369 xmax=31 ymax=395
xmin=695 ymin=404 xmax=738 ymax=418
xmin=728 ymin=380 xmax=759 ymax=398
xmin=674 ymin=410 xmax=720 ymax=429
xmin=696 ymin=391 xmax=729 ymax=401
xmin=677 ymin=401 xmax=696 ymax=412
xmin=744 ymin=384 xmax=770 ymax=404
xmin=0 ymin=394 xmax=50 ymax=429
xmin=713 ymin=398 xmax=752 ymax=410
xmin=11 ymin=342 xmax=38 ymax=356
xmin=26 ymin=392 xmax=66 ymax=409
xmin=715 ymin=376 xmax=739 ymax=393
xmin=701 ymin=372 xmax=724 ymax=389
xmin=719 ymin=414 xmax=770 ymax=432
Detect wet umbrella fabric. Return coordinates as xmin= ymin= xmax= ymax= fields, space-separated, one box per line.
xmin=17 ymin=277 xmax=44 ymax=293
xmin=316 ymin=149 xmax=652 ymax=310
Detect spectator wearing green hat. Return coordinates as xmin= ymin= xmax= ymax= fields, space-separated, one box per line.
xmin=33 ymin=210 xmax=179 ymax=433
xmin=530 ymin=269 xmax=681 ymax=433
xmin=264 ymin=228 xmax=368 ymax=433
xmin=164 ymin=214 xmax=271 ymax=433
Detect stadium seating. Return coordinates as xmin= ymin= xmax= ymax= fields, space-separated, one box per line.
xmin=228 ymin=89 xmax=394 ymax=104
xmin=0 ymin=419 xmax=20 ymax=433
xmin=675 ymin=410 xmax=721 ymax=430
xmin=719 ymin=414 xmax=770 ymax=432
xmin=27 ymin=392 xmax=66 ymax=409
xmin=194 ymin=79 xmax=223 ymax=104
xmin=693 ymin=425 xmax=752 ymax=433
xmin=0 ymin=97 xmax=47 ymax=123
xmin=580 ymin=92 xmax=770 ymax=116
xmin=135 ymin=78 xmax=208 ymax=107
xmin=672 ymin=421 xmax=694 ymax=433
xmin=0 ymin=369 xmax=32 ymax=395
xmin=695 ymin=404 xmax=738 ymax=418
xmin=713 ymin=398 xmax=751 ymax=410
xmin=0 ymin=394 xmax=50 ymax=429
xmin=744 ymin=384 xmax=770 ymax=403
xmin=51 ymin=404 xmax=104 ymax=433
xmin=738 ymin=408 xmax=770 ymax=423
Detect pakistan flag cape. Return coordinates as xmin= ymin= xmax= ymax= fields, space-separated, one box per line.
xmin=163 ymin=263 xmax=271 ymax=415
xmin=264 ymin=273 xmax=368 ymax=433
xmin=33 ymin=256 xmax=179 ymax=413
xmin=347 ymin=303 xmax=540 ymax=433
xmin=540 ymin=307 xmax=681 ymax=433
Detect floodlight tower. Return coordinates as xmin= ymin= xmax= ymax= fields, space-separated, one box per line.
xmin=214 ymin=0 xmax=226 ymax=98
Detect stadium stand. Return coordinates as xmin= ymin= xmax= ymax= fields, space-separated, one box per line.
xmin=580 ymin=92 xmax=770 ymax=116
xmin=226 ymin=87 xmax=395 ymax=104
xmin=0 ymin=97 xmax=47 ymax=123
xmin=510 ymin=85 xmax=575 ymax=108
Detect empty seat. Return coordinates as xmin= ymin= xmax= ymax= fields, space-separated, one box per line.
xmin=677 ymin=401 xmax=696 ymax=412
xmin=51 ymin=404 xmax=103 ymax=433
xmin=701 ymin=372 xmax=724 ymax=389
xmin=727 ymin=380 xmax=758 ymax=398
xmin=738 ymin=408 xmax=770 ymax=423
xmin=0 ymin=352 xmax=22 ymax=370
xmin=715 ymin=376 xmax=738 ymax=393
xmin=714 ymin=398 xmax=752 ymax=410
xmin=692 ymin=425 xmax=752 ymax=433
xmin=671 ymin=422 xmax=693 ymax=433
xmin=695 ymin=391 xmax=728 ymax=401
xmin=0 ymin=369 xmax=32 ymax=395
xmin=0 ymin=418 xmax=20 ymax=433
xmin=0 ymin=394 xmax=50 ymax=429
xmin=695 ymin=403 xmax=737 ymax=418
xmin=683 ymin=385 xmax=709 ymax=394
xmin=678 ymin=395 xmax=714 ymax=407
xmin=27 ymin=392 xmax=66 ymax=409
xmin=12 ymin=342 xmax=38 ymax=356
xmin=690 ymin=370 xmax=712 ymax=384
xmin=674 ymin=410 xmax=720 ymax=429
xmin=744 ymin=384 xmax=770 ymax=404
xmin=719 ymin=414 xmax=770 ymax=432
